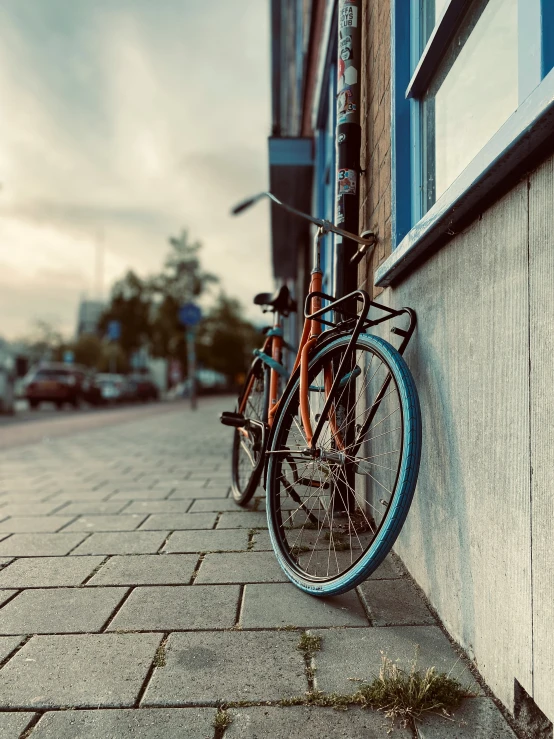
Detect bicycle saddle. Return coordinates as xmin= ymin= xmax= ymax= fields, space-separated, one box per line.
xmin=253 ymin=285 xmax=297 ymax=315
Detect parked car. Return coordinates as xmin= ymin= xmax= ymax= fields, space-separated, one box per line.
xmin=25 ymin=364 xmax=99 ymax=409
xmin=168 ymin=369 xmax=228 ymax=400
xmin=128 ymin=373 xmax=160 ymax=402
xmin=94 ymin=373 xmax=128 ymax=404
xmin=0 ymin=340 xmax=16 ymax=415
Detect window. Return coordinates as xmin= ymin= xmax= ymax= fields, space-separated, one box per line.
xmin=422 ymin=0 xmax=518 ymax=209
xmin=389 ymin=0 xmax=554 ymax=257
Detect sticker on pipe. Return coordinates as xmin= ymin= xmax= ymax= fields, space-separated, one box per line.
xmin=338 ymin=88 xmax=356 ymax=118
xmin=340 ymin=5 xmax=358 ymax=28
xmin=338 ymin=169 xmax=357 ymax=195
xmin=340 ymin=32 xmax=353 ymax=61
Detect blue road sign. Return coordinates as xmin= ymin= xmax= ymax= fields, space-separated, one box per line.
xmin=107 ymin=320 xmax=121 ymax=341
xmin=178 ymin=303 xmax=202 ymax=327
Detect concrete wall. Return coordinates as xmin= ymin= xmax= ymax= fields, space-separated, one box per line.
xmin=377 ymin=155 xmax=554 ymax=723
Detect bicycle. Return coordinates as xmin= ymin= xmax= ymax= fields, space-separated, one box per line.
xmin=221 ymin=192 xmax=422 ymax=596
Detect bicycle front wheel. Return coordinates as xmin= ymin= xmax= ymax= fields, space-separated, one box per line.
xmin=231 ymin=359 xmax=269 ymax=506
xmin=266 ymin=333 xmax=421 ymax=596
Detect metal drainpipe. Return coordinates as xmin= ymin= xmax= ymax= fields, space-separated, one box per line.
xmin=335 ymin=0 xmax=362 ymax=292
xmin=333 ymin=0 xmax=363 ymax=514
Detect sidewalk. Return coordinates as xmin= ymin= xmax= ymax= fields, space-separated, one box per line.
xmin=0 ymin=398 xmax=517 ymax=738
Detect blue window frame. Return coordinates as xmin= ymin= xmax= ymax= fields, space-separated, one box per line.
xmin=384 ymin=0 xmax=554 ymax=286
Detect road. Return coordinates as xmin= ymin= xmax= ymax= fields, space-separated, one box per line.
xmin=0 ymin=400 xmax=191 ymax=450
xmin=0 ymin=400 xmax=125 ymax=427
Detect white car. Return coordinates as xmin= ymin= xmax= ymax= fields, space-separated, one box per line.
xmin=0 ymin=341 xmax=15 ymax=415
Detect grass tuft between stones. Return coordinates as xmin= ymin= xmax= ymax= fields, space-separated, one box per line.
xmin=297 ymin=632 xmax=322 ymax=657
xmin=282 ymin=652 xmax=474 ymax=724
xmin=153 ymin=642 xmax=167 ymax=668
xmin=213 ymin=708 xmax=232 ymax=734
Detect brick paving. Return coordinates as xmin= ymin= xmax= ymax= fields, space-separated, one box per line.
xmin=0 ymin=398 xmax=517 ymax=737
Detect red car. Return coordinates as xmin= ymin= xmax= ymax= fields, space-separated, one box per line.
xmin=25 ymin=364 xmax=100 ymax=409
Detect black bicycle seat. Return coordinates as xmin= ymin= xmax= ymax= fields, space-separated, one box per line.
xmin=253 ymin=285 xmax=297 ymax=315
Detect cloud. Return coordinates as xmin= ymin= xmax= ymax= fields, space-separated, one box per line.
xmin=0 ymin=0 xmax=273 ymax=340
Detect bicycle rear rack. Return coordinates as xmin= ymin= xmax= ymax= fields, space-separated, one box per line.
xmin=304 ymin=289 xmax=416 ymax=357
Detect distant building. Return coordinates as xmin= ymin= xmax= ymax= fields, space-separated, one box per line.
xmin=76 ymin=300 xmax=104 ymax=337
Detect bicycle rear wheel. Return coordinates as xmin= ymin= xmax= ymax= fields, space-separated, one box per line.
xmin=266 ymin=333 xmax=421 ymax=596
xmin=231 ymin=359 xmax=269 ymax=506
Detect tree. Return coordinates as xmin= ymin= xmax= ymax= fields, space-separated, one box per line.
xmin=98 ymin=271 xmax=153 ymax=357
xmin=72 ymin=334 xmax=103 ymax=368
xmin=197 ymin=293 xmax=260 ymax=384
xmin=154 ymin=230 xmax=218 ymax=302
xmin=24 ymin=320 xmax=64 ymax=364
xmin=148 ymin=231 xmax=219 ymax=363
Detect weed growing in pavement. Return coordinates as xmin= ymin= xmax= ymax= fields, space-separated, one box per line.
xmin=213 ymin=709 xmax=232 ymax=735
xmin=281 ymin=651 xmax=473 ymax=727
xmin=355 ymin=652 xmax=472 ymax=725
xmin=297 ymin=633 xmax=322 ymax=657
xmin=297 ymin=632 xmax=322 ymax=689
xmin=247 ymin=529 xmax=257 ymax=551
xmin=153 ymin=643 xmax=166 ymax=668
xmin=251 ymin=497 xmax=262 ymax=511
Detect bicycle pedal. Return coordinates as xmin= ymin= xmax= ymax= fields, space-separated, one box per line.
xmin=220 ymin=411 xmax=246 ymax=428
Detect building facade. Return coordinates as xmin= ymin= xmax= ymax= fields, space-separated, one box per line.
xmin=269 ymin=0 xmax=554 ymax=728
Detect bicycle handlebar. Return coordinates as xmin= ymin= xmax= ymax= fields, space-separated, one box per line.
xmin=231 ymin=191 xmax=376 ymax=247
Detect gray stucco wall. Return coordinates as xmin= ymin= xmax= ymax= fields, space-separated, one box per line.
xmin=380 ymin=153 xmax=554 ymax=722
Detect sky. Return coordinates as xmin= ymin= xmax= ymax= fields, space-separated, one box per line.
xmin=0 ymin=0 xmax=272 ymax=340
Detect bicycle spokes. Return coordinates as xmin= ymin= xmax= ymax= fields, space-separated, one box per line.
xmin=269 ymin=340 xmax=405 ymax=582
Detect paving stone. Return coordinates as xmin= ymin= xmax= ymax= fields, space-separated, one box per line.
xmin=142 ymin=631 xmax=306 ymax=705
xmin=196 ymin=552 xmax=288 ymax=584
xmin=0 ymin=534 xmax=87 ymax=557
xmin=55 ymin=501 xmax=130 ymax=515
xmin=0 ymin=633 xmax=161 ymax=708
xmin=312 ymin=626 xmax=480 ymax=694
xmin=107 ymin=585 xmax=240 ymax=631
xmin=124 ymin=500 xmax=195 ymax=514
xmin=226 ymin=706 xmax=412 ymax=738
xmin=70 ymin=531 xmax=168 ymax=555
xmin=0 ymin=587 xmax=127 ymax=634
xmin=250 ymin=530 xmax=273 ymax=550
xmin=0 ymin=516 xmax=76 ymax=533
xmin=188 ymin=498 xmax=243 ymax=512
xmin=138 ymin=513 xmax=217 ymax=530
xmin=163 ymin=529 xmax=249 ymax=553
xmin=241 ymin=583 xmax=369 ymax=628
xmin=417 ymin=698 xmax=518 ymax=738
xmin=31 ymin=707 xmax=217 ymax=739
xmin=168 ymin=488 xmax=230 ymax=500
xmin=63 ymin=515 xmax=146 ymax=532
xmin=0 ymin=503 xmax=65 ymax=516
xmin=109 ymin=490 xmax=170 ymax=500
xmin=88 ymin=554 xmax=198 ymax=585
xmin=358 ymin=579 xmax=435 ymax=626
xmin=217 ymin=512 xmax=268 ymax=529
xmin=0 ymin=591 xmax=16 ymax=607
xmin=0 ymin=636 xmax=25 ymax=661
xmin=0 ymin=712 xmax=37 ymax=737
xmin=49 ymin=491 xmax=113 ymax=502
xmin=0 ymin=556 xmax=104 ymax=587
xmin=368 ymin=555 xmax=404 ymax=579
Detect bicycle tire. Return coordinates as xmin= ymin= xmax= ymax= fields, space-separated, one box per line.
xmin=266 ymin=333 xmax=421 ymax=596
xmin=231 ymin=359 xmax=270 ymax=506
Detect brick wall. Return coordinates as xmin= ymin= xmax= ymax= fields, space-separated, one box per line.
xmin=358 ymin=0 xmax=392 ymax=298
